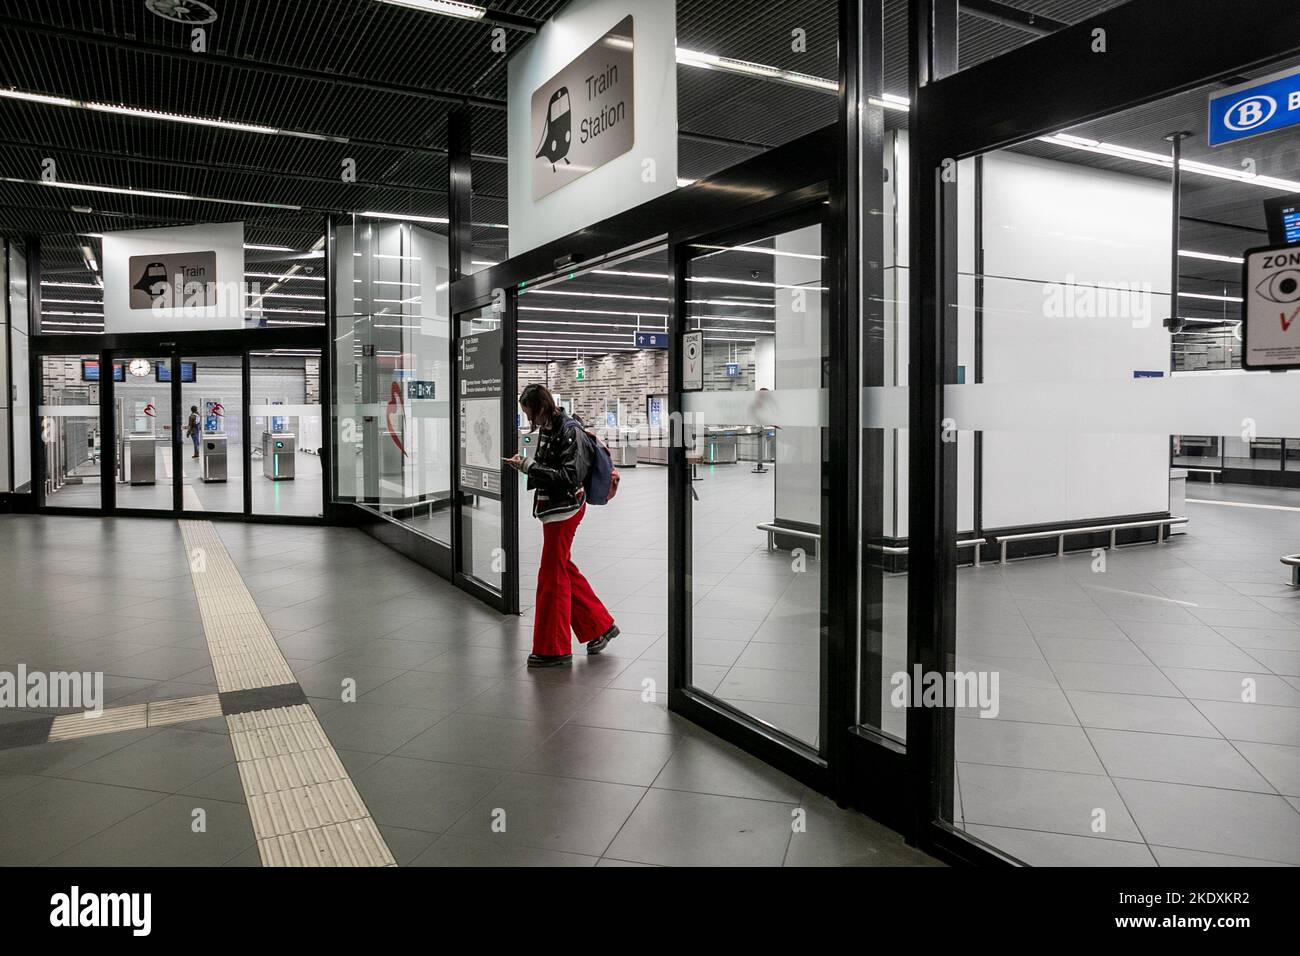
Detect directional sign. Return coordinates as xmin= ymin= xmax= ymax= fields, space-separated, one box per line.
xmin=634 ymin=331 xmax=668 ymax=349
xmin=1242 ymin=243 xmax=1300 ymax=370
xmin=1209 ymin=66 xmax=1300 ymax=146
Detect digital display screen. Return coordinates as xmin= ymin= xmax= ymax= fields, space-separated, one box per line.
xmin=1264 ymin=193 xmax=1300 ymax=245
xmin=155 ymin=361 xmax=197 ymax=383
xmin=82 ymin=360 xmax=124 ymax=382
xmin=1283 ymin=205 xmax=1300 ymax=245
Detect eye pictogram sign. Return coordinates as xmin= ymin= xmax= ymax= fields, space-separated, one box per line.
xmin=1242 ymin=243 xmax=1300 ymax=370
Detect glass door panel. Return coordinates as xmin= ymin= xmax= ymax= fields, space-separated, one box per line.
xmin=38 ymin=353 xmax=102 ymax=510
xmin=112 ymin=355 xmax=175 ymax=512
xmin=180 ymin=355 xmax=244 ymax=514
xmin=250 ymin=350 xmax=323 ymax=518
xmin=456 ymin=305 xmax=505 ymax=592
xmin=681 ymin=217 xmax=828 ymax=749
xmin=940 ymin=64 xmax=1300 ymax=865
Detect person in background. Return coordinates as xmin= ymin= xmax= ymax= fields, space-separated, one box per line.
xmin=186 ymin=405 xmax=201 ymax=460
xmin=504 ymin=383 xmax=618 ymax=667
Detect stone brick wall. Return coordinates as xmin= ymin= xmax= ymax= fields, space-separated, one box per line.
xmin=517 ymin=349 xmax=668 ymax=426
xmin=516 ymin=342 xmax=755 ymax=426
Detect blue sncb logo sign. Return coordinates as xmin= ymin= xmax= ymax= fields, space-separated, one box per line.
xmin=1209 ymin=66 xmax=1300 ymax=146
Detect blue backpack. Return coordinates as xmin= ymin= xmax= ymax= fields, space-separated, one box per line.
xmin=565 ymin=417 xmax=620 ymax=505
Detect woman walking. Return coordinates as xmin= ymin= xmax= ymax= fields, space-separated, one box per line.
xmin=504 ymin=383 xmax=618 ymax=667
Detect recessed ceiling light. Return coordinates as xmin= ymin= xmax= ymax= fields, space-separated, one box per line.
xmin=675 ymin=47 xmax=838 ymax=93
xmin=0 ymin=175 xmax=301 ymax=210
xmin=373 ymin=0 xmax=486 ymax=20
xmin=1037 ymin=133 xmax=1300 ymax=192
xmin=359 ymin=210 xmax=449 ymax=225
xmin=0 ymin=88 xmax=278 ymax=134
xmin=1178 ymin=249 xmax=1246 ymax=264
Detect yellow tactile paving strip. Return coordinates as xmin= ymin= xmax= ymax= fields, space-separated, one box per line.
xmin=179 ymin=520 xmax=298 ymax=693
xmin=179 ymin=519 xmax=395 ymax=867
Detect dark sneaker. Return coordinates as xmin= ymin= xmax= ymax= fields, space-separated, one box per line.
xmin=527 ymin=653 xmax=572 ymax=668
xmin=586 ymin=624 xmax=620 ymax=655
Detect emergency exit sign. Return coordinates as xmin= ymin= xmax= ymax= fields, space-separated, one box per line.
xmin=575 ymin=366 xmax=586 ymax=381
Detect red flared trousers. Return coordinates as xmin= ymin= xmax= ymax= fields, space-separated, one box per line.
xmin=532 ymin=504 xmax=614 ymax=656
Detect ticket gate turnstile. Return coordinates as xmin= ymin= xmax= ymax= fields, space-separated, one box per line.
xmin=127 ymin=434 xmax=157 ymax=485
xmin=262 ymin=432 xmax=296 ymax=480
xmin=202 ymin=434 xmax=228 ymax=483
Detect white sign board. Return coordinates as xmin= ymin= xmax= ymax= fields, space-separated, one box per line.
xmin=102 ymin=222 xmax=246 ymax=333
xmin=1242 ymin=243 xmax=1300 ymax=370
xmin=507 ymin=0 xmax=676 ymax=256
xmin=682 ymin=330 xmax=703 ymax=391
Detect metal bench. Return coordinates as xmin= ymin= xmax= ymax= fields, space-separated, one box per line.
xmin=996 ymin=516 xmax=1188 ymax=565
xmin=1283 ymin=554 xmax=1300 ymax=588
xmin=757 ymin=523 xmax=820 ymax=559
xmin=1182 ymin=467 xmax=1221 ymax=484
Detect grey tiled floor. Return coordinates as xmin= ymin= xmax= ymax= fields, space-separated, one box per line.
xmin=0 ymin=507 xmax=934 ymax=867
xmin=8 ymin=470 xmax=1292 ymax=867
xmin=517 ymin=470 xmax=1300 ymax=865
xmin=951 ymin=483 xmax=1300 ymax=866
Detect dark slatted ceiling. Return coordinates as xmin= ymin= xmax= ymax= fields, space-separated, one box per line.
xmin=2 ymin=0 xmax=1290 ymax=348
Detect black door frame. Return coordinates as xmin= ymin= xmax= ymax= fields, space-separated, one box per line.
xmin=906 ymin=0 xmax=1300 ymax=863
xmin=668 ymin=197 xmax=845 ymax=797
xmin=31 ymin=326 xmax=329 ymax=524
xmin=449 ymin=293 xmax=519 ymax=615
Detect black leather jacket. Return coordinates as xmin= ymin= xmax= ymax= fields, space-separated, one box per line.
xmin=522 ymin=411 xmax=591 ymax=519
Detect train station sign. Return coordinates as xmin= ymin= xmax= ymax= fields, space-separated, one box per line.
xmin=530 ymin=15 xmax=635 ymax=200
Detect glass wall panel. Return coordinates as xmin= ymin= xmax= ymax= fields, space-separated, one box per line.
xmin=39 ymin=354 xmax=101 ymax=510
xmin=458 ymin=305 xmax=505 ymax=592
xmin=0 ymin=244 xmax=9 ymax=493
xmin=941 ymin=66 xmax=1300 ymax=865
xmin=332 ymin=216 xmax=452 ymax=541
xmin=112 ymin=356 xmax=174 ymax=511
xmin=682 ymin=220 xmax=827 ymax=748
xmin=9 ymin=241 xmax=31 ymax=493
xmin=251 ymin=351 xmax=323 ymax=517
xmin=181 ymin=355 xmax=244 ymax=514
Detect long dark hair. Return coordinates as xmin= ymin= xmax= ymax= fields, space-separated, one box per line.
xmin=519 ymin=383 xmax=560 ymax=432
